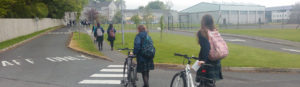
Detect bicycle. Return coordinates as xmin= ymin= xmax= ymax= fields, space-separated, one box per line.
xmin=170 ymin=53 xmax=215 ymax=87
xmin=119 ymin=48 xmax=137 ymax=87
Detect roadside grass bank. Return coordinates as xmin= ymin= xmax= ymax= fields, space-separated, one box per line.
xmin=114 ymin=32 xmax=300 ymax=68
xmin=0 ymin=25 xmax=63 ymax=50
xmin=69 ymin=32 xmax=112 ymax=61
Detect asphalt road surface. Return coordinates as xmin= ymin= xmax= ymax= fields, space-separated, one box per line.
xmin=0 ymin=27 xmax=300 ymax=87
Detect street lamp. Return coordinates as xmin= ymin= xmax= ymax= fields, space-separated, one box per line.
xmin=121 ymin=0 xmax=125 ymax=45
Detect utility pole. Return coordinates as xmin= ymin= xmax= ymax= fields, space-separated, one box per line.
xmin=121 ymin=0 xmax=125 ymax=45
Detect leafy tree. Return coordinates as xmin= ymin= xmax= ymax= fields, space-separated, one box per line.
xmin=112 ymin=11 xmax=122 ymax=24
xmin=159 ymin=16 xmax=164 ymax=41
xmin=32 ymin=2 xmax=48 ymax=18
xmin=0 ymin=0 xmax=16 ymax=17
xmin=146 ymin=0 xmax=166 ymax=10
xmin=130 ymin=14 xmax=141 ymax=28
xmin=85 ymin=8 xmax=99 ymax=24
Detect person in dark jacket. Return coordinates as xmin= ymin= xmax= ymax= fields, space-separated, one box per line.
xmin=133 ymin=25 xmax=154 ymax=87
xmin=107 ymin=24 xmax=116 ymax=51
xmin=94 ymin=23 xmax=104 ymax=51
xmin=197 ymin=14 xmax=223 ymax=87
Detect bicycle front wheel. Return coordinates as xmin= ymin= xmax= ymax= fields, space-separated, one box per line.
xmin=170 ymin=72 xmax=187 ymax=87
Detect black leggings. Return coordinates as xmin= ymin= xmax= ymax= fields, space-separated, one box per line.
xmin=142 ymin=71 xmax=150 ymax=87
xmin=98 ymin=39 xmax=103 ymax=50
xmin=110 ymin=40 xmax=114 ymax=49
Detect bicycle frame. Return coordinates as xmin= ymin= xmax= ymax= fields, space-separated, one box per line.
xmin=185 ymin=64 xmax=195 ymax=87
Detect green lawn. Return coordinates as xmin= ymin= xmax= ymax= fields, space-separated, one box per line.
xmin=114 ymin=32 xmax=300 ymax=68
xmin=0 ymin=26 xmax=63 ymax=50
xmin=219 ymin=29 xmax=300 ymax=42
xmin=72 ymin=32 xmax=103 ymax=56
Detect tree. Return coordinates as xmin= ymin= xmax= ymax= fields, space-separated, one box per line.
xmin=146 ymin=0 xmax=166 ymax=10
xmin=85 ymin=8 xmax=99 ymax=24
xmin=159 ymin=16 xmax=164 ymax=41
xmin=112 ymin=11 xmax=122 ymax=24
xmin=32 ymin=2 xmax=49 ymax=18
xmin=98 ymin=14 xmax=108 ymax=24
xmin=143 ymin=8 xmax=154 ymax=29
xmin=130 ymin=14 xmax=141 ymax=28
xmin=0 ymin=0 xmax=16 ymax=17
xmin=289 ymin=3 xmax=300 ymax=29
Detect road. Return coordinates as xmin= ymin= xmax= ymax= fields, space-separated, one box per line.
xmin=0 ymin=27 xmax=300 ymax=87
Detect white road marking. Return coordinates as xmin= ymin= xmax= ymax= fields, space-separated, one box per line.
xmin=281 ymin=48 xmax=300 ymax=53
xmin=108 ymin=65 xmax=124 ymax=67
xmin=25 ymin=59 xmax=34 ymax=64
xmin=100 ymin=69 xmax=123 ymax=72
xmin=1 ymin=61 xmax=14 ymax=67
xmin=79 ymin=80 xmax=121 ymax=84
xmin=225 ymin=39 xmax=246 ymax=42
xmin=46 ymin=57 xmax=57 ymax=62
xmin=53 ymin=57 xmax=69 ymax=62
xmin=90 ymin=74 xmax=126 ymax=77
xmin=12 ymin=60 xmax=21 ymax=65
xmin=79 ymin=55 xmax=92 ymax=59
xmin=65 ymin=56 xmax=81 ymax=61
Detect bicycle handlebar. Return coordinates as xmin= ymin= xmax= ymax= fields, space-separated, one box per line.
xmin=174 ymin=53 xmax=198 ymax=60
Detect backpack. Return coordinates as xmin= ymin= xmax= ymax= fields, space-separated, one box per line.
xmin=96 ymin=27 xmax=103 ymax=36
xmin=140 ymin=35 xmax=155 ymax=59
xmin=109 ymin=28 xmax=115 ymax=37
xmin=207 ymin=30 xmax=229 ymax=61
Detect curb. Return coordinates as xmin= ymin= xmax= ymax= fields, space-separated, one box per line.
xmin=67 ymin=32 xmax=113 ymax=62
xmin=0 ymin=26 xmax=64 ymax=53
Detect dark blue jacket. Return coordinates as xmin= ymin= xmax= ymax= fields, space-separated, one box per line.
xmin=133 ymin=31 xmax=154 ymax=72
xmin=197 ymin=32 xmax=223 ymax=81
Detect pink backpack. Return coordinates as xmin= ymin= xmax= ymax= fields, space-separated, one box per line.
xmin=207 ymin=29 xmax=229 ymax=61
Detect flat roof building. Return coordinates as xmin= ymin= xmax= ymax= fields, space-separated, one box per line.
xmin=179 ymin=2 xmax=265 ymax=27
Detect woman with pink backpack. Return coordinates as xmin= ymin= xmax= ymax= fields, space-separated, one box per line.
xmin=196 ymin=14 xmax=228 ymax=87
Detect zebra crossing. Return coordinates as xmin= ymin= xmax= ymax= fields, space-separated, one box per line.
xmin=78 ymin=65 xmax=126 ymax=85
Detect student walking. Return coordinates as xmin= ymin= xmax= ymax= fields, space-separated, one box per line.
xmin=133 ymin=25 xmax=155 ymax=87
xmin=94 ymin=23 xmax=104 ymax=51
xmin=196 ymin=14 xmax=228 ymax=87
xmin=92 ymin=23 xmax=97 ymax=43
xmin=107 ymin=24 xmax=116 ymax=51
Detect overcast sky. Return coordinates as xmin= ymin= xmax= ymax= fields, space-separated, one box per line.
xmin=125 ymin=0 xmax=300 ymax=11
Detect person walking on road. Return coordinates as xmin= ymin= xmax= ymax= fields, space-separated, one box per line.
xmin=133 ymin=25 xmax=155 ymax=87
xmin=196 ymin=14 xmax=226 ymax=87
xmin=94 ymin=23 xmax=104 ymax=51
xmin=107 ymin=24 xmax=116 ymax=51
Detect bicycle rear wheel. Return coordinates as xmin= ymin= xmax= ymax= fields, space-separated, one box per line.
xmin=121 ymin=58 xmax=129 ymax=87
xmin=127 ymin=59 xmax=136 ymax=87
xmin=170 ymin=72 xmax=187 ymax=87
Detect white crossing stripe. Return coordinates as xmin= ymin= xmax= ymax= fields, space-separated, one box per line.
xmin=107 ymin=65 xmax=124 ymax=67
xmin=281 ymin=48 xmax=300 ymax=53
xmin=79 ymin=80 xmax=121 ymax=84
xmin=100 ymin=69 xmax=123 ymax=72
xmin=90 ymin=74 xmax=126 ymax=77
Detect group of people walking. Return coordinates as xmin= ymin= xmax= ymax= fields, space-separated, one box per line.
xmin=92 ymin=23 xmax=116 ymax=51
xmin=91 ymin=14 xmax=226 ymax=87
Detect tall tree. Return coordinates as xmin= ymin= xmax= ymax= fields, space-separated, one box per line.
xmin=112 ymin=11 xmax=122 ymax=24
xmin=85 ymin=8 xmax=99 ymax=24
xmin=146 ymin=0 xmax=166 ymax=10
xmin=130 ymin=14 xmax=141 ymax=28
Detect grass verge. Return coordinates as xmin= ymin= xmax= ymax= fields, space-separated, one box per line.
xmin=114 ymin=32 xmax=300 ymax=68
xmin=70 ymin=32 xmax=112 ymax=61
xmin=0 ymin=26 xmax=63 ymax=50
